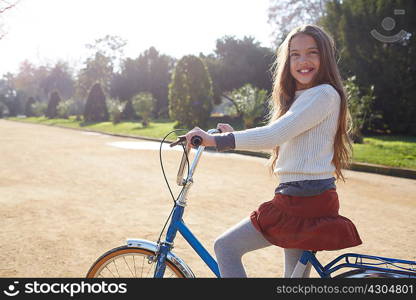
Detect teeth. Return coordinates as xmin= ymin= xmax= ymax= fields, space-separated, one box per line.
xmin=299 ymin=69 xmax=312 ymax=73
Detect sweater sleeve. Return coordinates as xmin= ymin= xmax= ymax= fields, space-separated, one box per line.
xmin=232 ymin=84 xmax=340 ymax=151
xmin=214 ymin=132 xmax=236 ymax=152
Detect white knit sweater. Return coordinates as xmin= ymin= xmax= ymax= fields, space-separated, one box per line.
xmin=232 ymin=84 xmax=341 ymax=183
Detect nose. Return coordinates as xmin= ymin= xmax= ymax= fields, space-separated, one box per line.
xmin=298 ymin=54 xmax=309 ymax=64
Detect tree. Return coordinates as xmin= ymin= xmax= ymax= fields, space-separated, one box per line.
xmin=106 ymin=98 xmax=126 ymax=124
xmin=24 ymin=96 xmax=35 ymax=117
xmin=12 ymin=60 xmax=49 ymax=101
xmin=46 ymin=90 xmax=62 ymax=118
xmin=57 ymin=99 xmax=74 ymax=119
xmin=40 ymin=62 xmax=75 ymax=100
xmin=0 ymin=74 xmax=17 ymax=116
xmin=344 ymin=76 xmax=378 ymax=143
xmin=132 ymin=92 xmax=155 ymax=127
xmin=227 ymin=84 xmax=268 ymax=128
xmin=168 ymin=55 xmax=213 ymax=129
xmin=85 ymin=34 xmax=127 ymax=72
xmin=0 ymin=1 xmax=19 ymax=39
xmin=202 ymin=36 xmax=274 ymax=108
xmin=120 ymin=99 xmax=138 ymax=121
xmin=83 ymin=83 xmax=109 ymax=122
xmin=268 ymin=0 xmax=329 ymax=45
xmin=111 ymin=47 xmax=175 ymax=118
xmin=320 ymin=0 xmax=416 ymax=134
xmin=76 ymin=52 xmax=113 ymax=100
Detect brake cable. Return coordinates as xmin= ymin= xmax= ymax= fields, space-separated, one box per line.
xmin=156 ymin=129 xmax=190 ymax=245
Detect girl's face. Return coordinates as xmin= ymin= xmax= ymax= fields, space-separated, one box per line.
xmin=289 ymin=33 xmax=320 ymax=90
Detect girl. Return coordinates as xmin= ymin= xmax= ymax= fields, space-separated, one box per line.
xmin=183 ymin=24 xmax=362 ymax=277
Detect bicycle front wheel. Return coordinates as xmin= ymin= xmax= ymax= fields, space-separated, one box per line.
xmin=86 ymin=246 xmax=186 ymax=278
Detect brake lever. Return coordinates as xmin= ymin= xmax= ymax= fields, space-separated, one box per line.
xmin=170 ymin=136 xmax=186 ymax=148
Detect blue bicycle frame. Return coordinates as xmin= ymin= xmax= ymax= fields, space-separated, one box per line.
xmin=153 ymin=129 xmax=416 ymax=278
xmin=154 ymin=204 xmax=221 ymax=278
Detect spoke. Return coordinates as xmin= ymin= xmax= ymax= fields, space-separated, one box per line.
xmin=113 ymin=259 xmax=120 ymax=278
xmin=133 ymin=255 xmax=137 ymax=278
xmin=167 ymin=271 xmax=175 ymax=278
xmin=145 ymin=261 xmax=154 ymax=278
xmin=124 ymin=256 xmax=135 ymax=277
xmin=104 ymin=265 xmax=116 ymax=278
xmin=141 ymin=256 xmax=145 ymax=278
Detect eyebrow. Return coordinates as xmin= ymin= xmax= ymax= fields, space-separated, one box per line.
xmin=290 ymin=47 xmax=319 ymax=52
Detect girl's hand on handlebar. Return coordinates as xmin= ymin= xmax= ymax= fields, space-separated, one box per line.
xmin=216 ymin=123 xmax=234 ymax=133
xmin=183 ymin=127 xmax=216 ymax=148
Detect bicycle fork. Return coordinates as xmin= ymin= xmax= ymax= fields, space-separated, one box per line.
xmin=153 ymin=204 xmax=185 ymax=278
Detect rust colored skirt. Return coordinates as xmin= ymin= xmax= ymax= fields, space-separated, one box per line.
xmin=250 ymin=189 xmax=362 ymax=251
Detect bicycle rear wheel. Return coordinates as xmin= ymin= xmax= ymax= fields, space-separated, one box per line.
xmin=335 ymin=269 xmax=410 ymax=278
xmin=86 ymin=246 xmax=186 ymax=278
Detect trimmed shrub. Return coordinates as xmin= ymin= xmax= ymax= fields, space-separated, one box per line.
xmin=32 ymin=101 xmax=47 ymax=117
xmin=83 ymin=83 xmax=109 ymax=122
xmin=106 ymin=98 xmax=126 ymax=124
xmin=168 ymin=55 xmax=213 ymax=129
xmin=24 ymin=97 xmax=36 ymax=117
xmin=57 ymin=99 xmax=75 ymax=119
xmin=46 ymin=91 xmax=62 ymax=118
xmin=132 ymin=92 xmax=155 ymax=127
xmin=228 ymin=84 xmax=267 ymax=128
xmin=121 ymin=99 xmax=138 ymax=121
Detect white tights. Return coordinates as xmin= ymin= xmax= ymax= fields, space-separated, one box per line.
xmin=213 ymin=217 xmax=312 ymax=278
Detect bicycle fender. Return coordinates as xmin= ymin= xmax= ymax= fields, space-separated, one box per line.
xmin=126 ymin=238 xmax=195 ymax=278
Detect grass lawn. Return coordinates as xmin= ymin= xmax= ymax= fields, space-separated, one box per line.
xmin=7 ymin=116 xmax=416 ymax=170
xmin=9 ymin=116 xmax=182 ymax=140
xmin=353 ymin=136 xmax=416 ymax=169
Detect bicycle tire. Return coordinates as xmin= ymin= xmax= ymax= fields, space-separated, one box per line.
xmin=334 ymin=269 xmax=409 ymax=278
xmin=86 ymin=246 xmax=186 ymax=278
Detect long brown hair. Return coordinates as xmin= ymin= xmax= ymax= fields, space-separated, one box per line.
xmin=266 ymin=24 xmax=353 ymax=182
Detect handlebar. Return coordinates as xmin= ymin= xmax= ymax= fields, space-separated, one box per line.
xmin=169 ymin=128 xmax=222 ymax=148
xmin=171 ymin=128 xmax=222 ymax=186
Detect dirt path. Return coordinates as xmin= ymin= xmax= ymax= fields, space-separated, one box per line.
xmin=1 ymin=119 xmax=415 ymax=277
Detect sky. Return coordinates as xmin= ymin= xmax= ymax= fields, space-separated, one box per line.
xmin=0 ymin=0 xmax=274 ymax=76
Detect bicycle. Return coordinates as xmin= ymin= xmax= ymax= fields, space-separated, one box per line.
xmin=86 ymin=128 xmax=416 ymax=278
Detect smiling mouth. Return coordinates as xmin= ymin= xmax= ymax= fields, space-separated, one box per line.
xmin=297 ymin=68 xmax=315 ymax=75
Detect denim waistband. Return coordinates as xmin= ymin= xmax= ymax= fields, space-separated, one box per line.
xmin=275 ymin=177 xmax=336 ymax=197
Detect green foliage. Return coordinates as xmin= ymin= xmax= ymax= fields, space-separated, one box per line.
xmin=31 ymin=101 xmax=47 ymax=117
xmin=132 ymin=92 xmax=155 ymax=127
xmin=320 ymin=0 xmax=416 ymax=134
xmin=120 ymin=99 xmax=138 ymax=121
xmin=40 ymin=62 xmax=75 ymax=100
xmin=111 ymin=47 xmax=174 ymax=118
xmin=227 ymin=84 xmax=268 ymax=128
xmin=201 ymin=36 xmax=274 ymax=104
xmin=46 ymin=90 xmax=62 ymax=118
xmin=24 ymin=97 xmax=36 ymax=117
xmin=57 ymin=99 xmax=75 ymax=119
xmin=83 ymin=83 xmax=109 ymax=122
xmin=268 ymin=0 xmax=329 ymax=45
xmin=168 ymin=55 xmax=213 ymax=129
xmin=344 ymin=76 xmax=380 ymax=143
xmin=0 ymin=101 xmax=9 ymax=117
xmin=106 ymin=98 xmax=126 ymax=124
xmin=76 ymin=52 xmax=113 ymax=100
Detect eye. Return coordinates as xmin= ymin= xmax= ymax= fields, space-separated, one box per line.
xmin=290 ymin=53 xmax=299 ymax=57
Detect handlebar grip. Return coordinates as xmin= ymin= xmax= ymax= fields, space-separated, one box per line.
xmin=190 ymin=135 xmax=203 ymax=147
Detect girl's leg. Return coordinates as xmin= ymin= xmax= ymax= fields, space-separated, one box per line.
xmin=213 ymin=217 xmax=272 ymax=277
xmin=283 ymin=248 xmax=312 ymax=278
